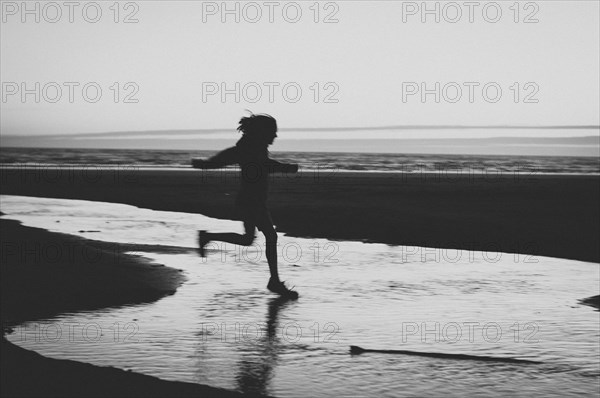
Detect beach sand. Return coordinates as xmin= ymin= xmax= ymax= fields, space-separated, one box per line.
xmin=1 ymin=336 xmax=264 ymax=398
xmin=1 ymin=168 xmax=599 ymax=396
xmin=2 ymin=168 xmax=598 ymax=262
xmin=0 ymin=218 xmax=267 ymax=397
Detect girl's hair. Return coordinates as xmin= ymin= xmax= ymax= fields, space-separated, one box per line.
xmin=237 ymin=113 xmax=277 ymax=139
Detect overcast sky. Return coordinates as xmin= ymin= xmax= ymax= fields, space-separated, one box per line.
xmin=1 ymin=1 xmax=599 ymax=139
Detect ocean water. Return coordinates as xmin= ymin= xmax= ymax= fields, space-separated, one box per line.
xmin=1 ymin=147 xmax=599 ymax=174
xmin=2 ymin=195 xmax=599 ymax=397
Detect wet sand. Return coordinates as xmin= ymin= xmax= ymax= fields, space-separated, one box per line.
xmin=1 ymin=336 xmax=264 ymax=398
xmin=1 ymin=168 xmax=598 ymax=396
xmin=0 ymin=218 xmax=266 ymax=397
xmin=1 ymin=168 xmax=598 ymax=262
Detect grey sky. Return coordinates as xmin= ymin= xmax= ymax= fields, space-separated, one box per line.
xmin=1 ymin=1 xmax=599 ymax=139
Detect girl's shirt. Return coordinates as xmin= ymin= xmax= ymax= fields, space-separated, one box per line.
xmin=199 ymin=145 xmax=295 ymax=206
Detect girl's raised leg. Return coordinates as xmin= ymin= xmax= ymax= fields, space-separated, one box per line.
xmin=198 ymin=221 xmax=255 ymax=256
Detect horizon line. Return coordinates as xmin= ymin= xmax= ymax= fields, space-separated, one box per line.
xmin=2 ymin=125 xmax=599 ymax=138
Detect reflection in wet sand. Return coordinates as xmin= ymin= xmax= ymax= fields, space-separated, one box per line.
xmin=235 ymin=297 xmax=294 ymax=395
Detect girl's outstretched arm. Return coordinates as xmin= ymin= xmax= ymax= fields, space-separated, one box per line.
xmin=265 ymin=158 xmax=299 ymax=174
xmin=192 ymin=147 xmax=240 ymax=169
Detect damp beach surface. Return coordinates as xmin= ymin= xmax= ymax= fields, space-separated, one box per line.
xmin=2 ymin=195 xmax=599 ymax=397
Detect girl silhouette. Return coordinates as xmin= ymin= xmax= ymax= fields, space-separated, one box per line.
xmin=194 ymin=113 xmax=299 ymax=298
